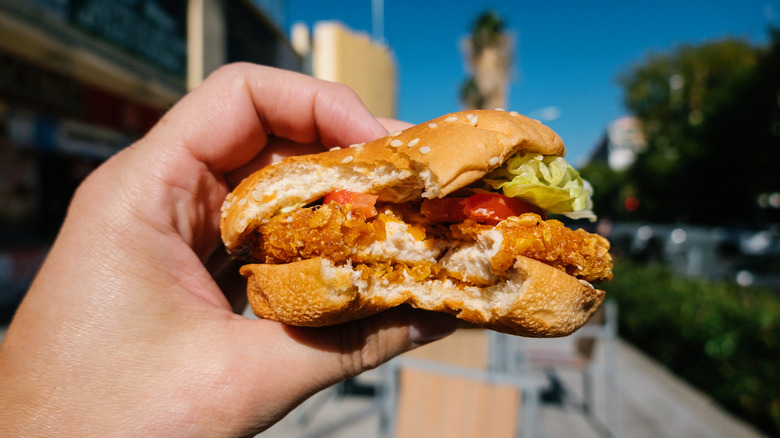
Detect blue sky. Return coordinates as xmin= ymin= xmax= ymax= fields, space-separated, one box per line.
xmin=286 ymin=1 xmax=777 ymax=164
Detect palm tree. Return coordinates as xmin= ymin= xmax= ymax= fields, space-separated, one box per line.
xmin=460 ymin=11 xmax=512 ymax=110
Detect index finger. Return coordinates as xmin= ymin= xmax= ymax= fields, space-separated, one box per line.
xmin=143 ymin=63 xmax=388 ymax=173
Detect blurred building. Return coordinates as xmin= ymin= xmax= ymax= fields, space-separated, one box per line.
xmin=0 ymin=0 xmax=300 ymax=310
xmin=189 ymin=0 xmax=301 ymax=89
xmin=588 ymin=116 xmax=646 ymax=171
xmin=292 ymin=21 xmax=397 ymax=118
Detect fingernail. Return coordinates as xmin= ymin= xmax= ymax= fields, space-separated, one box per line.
xmin=408 ymin=312 xmax=458 ymax=346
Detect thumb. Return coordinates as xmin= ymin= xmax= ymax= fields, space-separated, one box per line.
xmin=267 ymin=307 xmax=459 ymax=398
xmin=219 ymin=308 xmax=458 ymax=434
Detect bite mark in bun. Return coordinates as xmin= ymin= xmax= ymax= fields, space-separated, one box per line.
xmin=221 ymin=110 xmax=612 ymax=337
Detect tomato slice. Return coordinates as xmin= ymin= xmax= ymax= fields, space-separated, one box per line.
xmin=464 ymin=193 xmax=545 ymax=224
xmin=422 ymin=193 xmax=544 ymax=224
xmin=323 ymin=189 xmax=379 ymax=218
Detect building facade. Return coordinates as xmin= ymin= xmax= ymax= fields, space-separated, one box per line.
xmin=588 ymin=116 xmax=646 ymax=171
xmin=293 ymin=21 xmax=397 ymax=119
xmin=0 ymin=0 xmax=300 ymax=310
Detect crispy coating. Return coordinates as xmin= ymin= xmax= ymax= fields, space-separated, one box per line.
xmin=254 ymin=204 xmax=612 ymax=284
xmin=489 ymin=214 xmax=612 ymax=282
xmin=254 ymin=203 xmax=385 ymax=264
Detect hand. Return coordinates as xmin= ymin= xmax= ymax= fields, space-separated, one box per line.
xmin=0 ymin=64 xmax=457 ymax=437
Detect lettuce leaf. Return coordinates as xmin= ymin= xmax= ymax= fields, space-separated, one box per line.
xmin=484 ymin=152 xmax=597 ymax=221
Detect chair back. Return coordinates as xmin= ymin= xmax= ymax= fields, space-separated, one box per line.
xmin=393 ymin=365 xmax=520 ymax=438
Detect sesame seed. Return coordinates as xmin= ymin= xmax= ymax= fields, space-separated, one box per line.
xmin=489 ymin=156 xmax=500 ymax=166
xmin=251 ymin=190 xmax=262 ymax=201
xmin=330 ymin=146 xmax=341 ymax=151
xmin=390 ymin=139 xmax=403 ymax=147
xmin=429 ymin=122 xmax=437 ymax=128
xmin=510 ymin=111 xmax=519 ymax=117
xmin=444 ymin=116 xmax=458 ymax=122
xmin=419 ymin=146 xmax=431 ymax=154
xmin=466 ymin=113 xmax=474 ymax=120
xmin=495 ymin=108 xmax=505 ymax=111
xmin=341 ymin=155 xmax=354 ymax=163
xmin=350 ymin=143 xmax=365 ymax=151
xmin=390 ymin=131 xmax=402 ymax=137
xmin=238 ymin=198 xmax=248 ymax=207
xmin=407 ymin=138 xmax=420 ymax=147
xmin=470 ymin=115 xmax=479 ymax=126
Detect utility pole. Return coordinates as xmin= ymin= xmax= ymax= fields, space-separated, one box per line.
xmin=372 ymin=0 xmax=384 ymax=43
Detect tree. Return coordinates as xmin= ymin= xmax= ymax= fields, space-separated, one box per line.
xmin=616 ymin=32 xmax=780 ymax=225
xmin=460 ymin=11 xmax=512 ymax=110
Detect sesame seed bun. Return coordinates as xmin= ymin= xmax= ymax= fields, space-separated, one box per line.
xmin=221 ymin=110 xmax=565 ymax=255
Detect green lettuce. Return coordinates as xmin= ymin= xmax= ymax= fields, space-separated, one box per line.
xmin=484 ymin=152 xmax=596 ymax=221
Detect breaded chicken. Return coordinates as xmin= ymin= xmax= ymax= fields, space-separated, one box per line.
xmin=253 ymin=203 xmax=612 ymax=285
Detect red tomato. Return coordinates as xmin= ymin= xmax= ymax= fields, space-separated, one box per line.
xmin=464 ymin=193 xmax=545 ymax=224
xmin=421 ymin=193 xmax=544 ymax=224
xmin=323 ymin=189 xmax=379 ymax=218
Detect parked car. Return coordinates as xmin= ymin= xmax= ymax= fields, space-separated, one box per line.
xmin=607 ymin=222 xmax=780 ymax=293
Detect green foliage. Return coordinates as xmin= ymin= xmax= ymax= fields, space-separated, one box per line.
xmin=469 ymin=10 xmax=506 ymax=54
xmin=460 ymin=10 xmax=511 ymax=110
xmin=613 ymin=30 xmax=780 ymax=224
xmin=605 ymin=260 xmax=780 ymax=435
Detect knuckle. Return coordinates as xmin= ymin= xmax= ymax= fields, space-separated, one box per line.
xmin=337 ymin=319 xmax=392 ymax=378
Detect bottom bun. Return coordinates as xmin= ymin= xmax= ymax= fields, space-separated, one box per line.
xmin=240 ymin=256 xmax=605 ymax=337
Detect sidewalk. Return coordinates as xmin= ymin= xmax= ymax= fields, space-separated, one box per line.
xmin=262 ymin=336 xmax=767 ymax=438
xmin=527 ymin=337 xmax=766 ymax=438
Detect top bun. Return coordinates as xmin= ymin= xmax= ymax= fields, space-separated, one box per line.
xmin=220 ymin=110 xmax=565 ymax=256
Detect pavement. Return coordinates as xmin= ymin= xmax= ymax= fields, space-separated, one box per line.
xmin=527 ymin=338 xmax=766 ymax=438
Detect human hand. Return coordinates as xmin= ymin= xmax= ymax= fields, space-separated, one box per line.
xmin=0 ymin=64 xmax=457 ymax=437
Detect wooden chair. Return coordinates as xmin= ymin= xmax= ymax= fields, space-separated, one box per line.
xmin=393 ymin=362 xmax=520 ymax=438
xmin=403 ymin=327 xmax=489 ymax=370
xmin=381 ymin=329 xmax=543 ymax=438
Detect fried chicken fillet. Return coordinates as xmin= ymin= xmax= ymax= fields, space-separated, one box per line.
xmin=251 ymin=202 xmax=612 ymax=289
